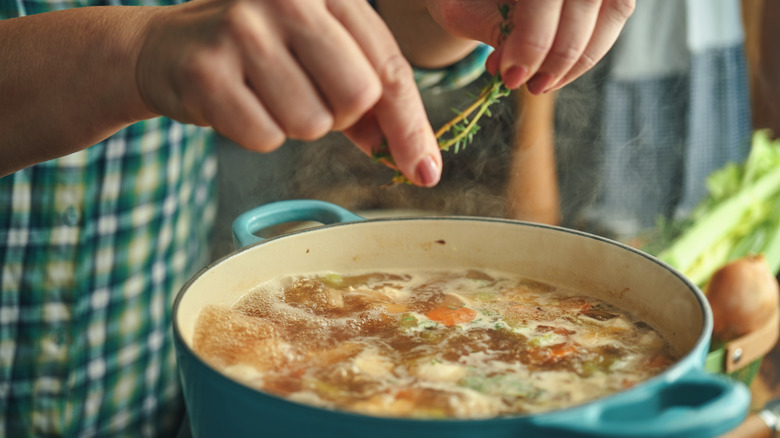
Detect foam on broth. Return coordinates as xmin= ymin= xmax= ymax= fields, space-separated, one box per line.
xmin=192 ymin=268 xmax=678 ymax=419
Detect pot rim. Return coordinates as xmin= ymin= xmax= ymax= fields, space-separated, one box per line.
xmin=173 ymin=214 xmax=714 ymax=423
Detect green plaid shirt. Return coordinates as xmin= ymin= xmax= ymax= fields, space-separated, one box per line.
xmin=0 ymin=63 xmax=217 ymax=438
xmin=0 ymin=1 xmax=487 ymax=437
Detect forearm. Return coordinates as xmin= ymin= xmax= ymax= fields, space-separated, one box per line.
xmin=373 ymin=0 xmax=480 ymax=69
xmin=0 ymin=6 xmax=158 ymax=177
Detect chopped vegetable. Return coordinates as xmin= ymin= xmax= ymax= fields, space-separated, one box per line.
xmin=650 ymin=130 xmax=780 ymax=286
xmin=322 ymin=273 xmax=343 ymax=288
xmin=706 ymin=254 xmax=780 ymax=342
xmin=398 ymin=313 xmax=418 ymax=329
xmin=425 ymin=306 xmax=478 ymax=327
xmin=458 ymin=373 xmax=542 ymax=399
xmin=528 ymin=332 xmax=559 ymax=347
xmin=578 ymin=354 xmax=617 ymax=377
xmin=527 ymin=342 xmax=578 ymax=365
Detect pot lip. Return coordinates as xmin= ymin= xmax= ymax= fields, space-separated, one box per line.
xmin=173 ymin=215 xmax=713 ymax=422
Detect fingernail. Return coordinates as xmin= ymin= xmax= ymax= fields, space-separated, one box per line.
xmin=502 ymin=65 xmax=529 ymax=89
xmin=526 ymin=73 xmax=555 ymax=95
xmin=414 ymin=155 xmax=441 ymax=187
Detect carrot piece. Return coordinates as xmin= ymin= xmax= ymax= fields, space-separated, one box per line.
xmin=425 ymin=306 xmax=477 ymax=327
xmin=548 ymin=343 xmax=577 ymax=359
xmin=528 ymin=342 xmax=578 ymax=365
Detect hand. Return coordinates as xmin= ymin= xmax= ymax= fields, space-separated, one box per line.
xmin=136 ymin=0 xmax=442 ymax=187
xmin=425 ymin=0 xmax=635 ymax=93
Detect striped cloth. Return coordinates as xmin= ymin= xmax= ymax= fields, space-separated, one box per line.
xmin=556 ymin=0 xmax=752 ymax=240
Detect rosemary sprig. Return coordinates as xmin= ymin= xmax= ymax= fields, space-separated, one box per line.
xmin=372 ymin=69 xmax=511 ymax=186
xmin=435 ymin=74 xmax=510 ymax=154
xmin=372 ymin=3 xmax=514 ymax=186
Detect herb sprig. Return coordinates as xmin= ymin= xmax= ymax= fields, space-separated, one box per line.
xmin=371 ymin=4 xmax=514 ymax=186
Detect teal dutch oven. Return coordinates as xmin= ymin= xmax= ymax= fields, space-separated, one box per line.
xmin=173 ymin=200 xmax=751 ymax=438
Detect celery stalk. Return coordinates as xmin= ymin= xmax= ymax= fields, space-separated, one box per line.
xmin=757 ymin=202 xmax=780 ymax=273
xmin=658 ymin=168 xmax=780 ymax=279
xmin=654 ymin=130 xmax=780 ymax=286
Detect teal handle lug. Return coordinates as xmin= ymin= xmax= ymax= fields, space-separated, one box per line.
xmin=232 ymin=200 xmax=364 ymax=248
xmin=534 ymin=368 xmax=751 ymax=437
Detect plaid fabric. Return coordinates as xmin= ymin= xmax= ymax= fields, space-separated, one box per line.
xmin=0 ymin=117 xmax=216 ymax=437
xmin=0 ymin=6 xmax=218 ymax=426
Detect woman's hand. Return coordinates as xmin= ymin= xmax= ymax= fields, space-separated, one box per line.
xmin=136 ymin=0 xmax=443 ymax=186
xmin=425 ymin=0 xmax=635 ymax=93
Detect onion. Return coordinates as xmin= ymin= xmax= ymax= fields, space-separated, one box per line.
xmin=705 ymin=254 xmax=780 ymax=342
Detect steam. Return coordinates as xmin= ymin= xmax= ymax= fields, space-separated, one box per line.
xmin=211 ymin=72 xmax=536 ymax=259
xmin=280 ymin=73 xmax=517 ymax=218
xmin=552 ymin=62 xmax=611 ymax=232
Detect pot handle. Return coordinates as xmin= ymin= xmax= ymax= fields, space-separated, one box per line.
xmin=535 ymin=368 xmax=751 ymax=437
xmin=232 ymin=200 xmax=364 ymax=248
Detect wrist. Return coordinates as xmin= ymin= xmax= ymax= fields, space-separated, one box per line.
xmin=118 ymin=6 xmax=167 ymax=123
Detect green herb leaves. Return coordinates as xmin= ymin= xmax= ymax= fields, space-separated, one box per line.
xmin=372 ymin=3 xmax=514 ymax=186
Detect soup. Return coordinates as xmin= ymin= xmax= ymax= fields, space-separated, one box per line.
xmin=192 ymin=269 xmax=677 ymax=419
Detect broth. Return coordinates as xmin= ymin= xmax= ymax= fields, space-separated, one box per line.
xmin=192 ymin=269 xmax=677 ymax=419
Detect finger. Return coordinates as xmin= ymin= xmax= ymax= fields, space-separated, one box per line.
xmin=485 ymin=44 xmax=503 ymax=76
xmin=200 ymin=67 xmax=286 ymax=152
xmin=234 ymin=9 xmax=335 ymax=141
xmin=525 ymin=0 xmax=601 ymax=95
xmin=213 ymin=86 xmax=286 ymax=152
xmin=342 ymin=110 xmax=383 ymax=158
xmin=499 ymin=0 xmax=564 ymax=89
xmin=168 ymin=37 xmax=287 ymax=151
xmin=329 ymin=0 xmax=442 ymax=187
xmin=341 ymin=86 xmax=430 ymax=175
xmin=286 ymin=3 xmax=382 ymax=132
xmin=373 ymin=56 xmax=442 ymax=187
xmin=549 ymin=0 xmax=635 ymax=90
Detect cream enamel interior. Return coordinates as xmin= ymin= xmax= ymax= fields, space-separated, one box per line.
xmin=176 ymin=218 xmax=706 ymax=358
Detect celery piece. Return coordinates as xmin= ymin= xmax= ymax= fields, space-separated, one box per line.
xmin=657 ymin=130 xmax=780 ymax=285
xmin=322 ymin=273 xmax=344 ymax=288
xmin=658 ymin=167 xmax=780 ymax=282
xmin=757 ymin=200 xmax=780 ymax=273
xmin=398 ymin=313 xmax=418 ymax=329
